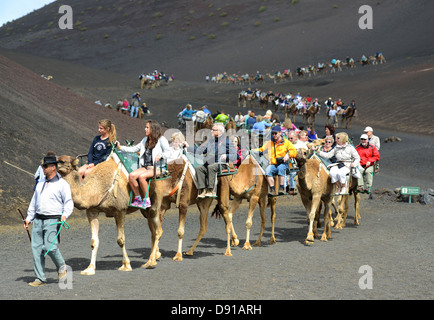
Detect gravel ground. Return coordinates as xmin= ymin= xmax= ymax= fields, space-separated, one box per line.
xmin=1 ymin=195 xmax=432 ymax=302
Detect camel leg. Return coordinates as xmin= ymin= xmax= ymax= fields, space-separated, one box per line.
xmin=142 ymin=212 xmax=163 ymax=269
xmin=305 ymin=194 xmax=321 ymax=245
xmin=173 ymin=203 xmax=188 ymax=262
xmin=81 ymin=210 xmax=99 ymax=276
xmin=228 ymin=199 xmax=240 ymax=247
xmin=185 ymin=198 xmax=212 ymax=256
xmin=253 ymin=196 xmax=267 ymax=247
xmin=217 ymin=199 xmax=233 ymax=257
xmin=242 ymin=195 xmax=258 ymax=250
xmin=115 ymin=212 xmax=132 ymax=272
xmin=354 ymin=192 xmax=361 ymax=225
xmin=320 ymin=200 xmax=332 ymax=241
xmin=268 ymin=197 xmax=277 ymax=245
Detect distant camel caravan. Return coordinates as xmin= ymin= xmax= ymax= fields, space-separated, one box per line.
xmin=208 ymin=52 xmax=386 ymax=85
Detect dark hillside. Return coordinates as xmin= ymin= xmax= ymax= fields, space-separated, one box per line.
xmin=1 ymin=0 xmax=433 ymax=80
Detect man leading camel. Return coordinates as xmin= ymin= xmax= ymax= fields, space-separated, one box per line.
xmin=254 ymin=125 xmax=297 ymax=196
xmin=24 ymin=154 xmax=74 ymax=287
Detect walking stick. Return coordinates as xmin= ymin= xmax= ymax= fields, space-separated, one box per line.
xmin=17 ymin=208 xmax=31 ymax=242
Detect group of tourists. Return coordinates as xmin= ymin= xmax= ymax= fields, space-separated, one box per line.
xmin=139 ymin=70 xmax=172 ymax=84
xmin=23 ymin=110 xmax=381 ymax=287
xmin=115 ymin=92 xmax=151 ymax=118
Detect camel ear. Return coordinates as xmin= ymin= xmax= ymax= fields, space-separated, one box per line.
xmin=71 ymin=158 xmax=80 ymax=169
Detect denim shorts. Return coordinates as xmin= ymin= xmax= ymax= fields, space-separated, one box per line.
xmin=265 ymin=163 xmax=289 ymax=177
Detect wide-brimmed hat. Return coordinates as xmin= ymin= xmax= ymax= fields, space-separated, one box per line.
xmin=42 ymin=156 xmax=59 ymax=166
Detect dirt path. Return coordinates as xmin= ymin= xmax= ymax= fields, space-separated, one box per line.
xmin=1 ymin=195 xmax=432 ymax=301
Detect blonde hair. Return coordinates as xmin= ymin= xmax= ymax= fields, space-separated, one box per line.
xmin=172 ymin=132 xmax=186 ymax=143
xmin=325 ymin=136 xmax=334 ymax=144
xmin=336 ymin=132 xmax=349 ymax=143
xmin=99 ymin=119 xmax=117 ymax=144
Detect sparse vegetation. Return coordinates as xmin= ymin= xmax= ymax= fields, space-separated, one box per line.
xmin=258 ymin=6 xmax=267 ymax=13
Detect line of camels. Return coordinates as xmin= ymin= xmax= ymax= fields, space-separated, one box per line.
xmin=57 ymin=135 xmax=360 ymax=275
xmin=209 ymin=53 xmax=386 ymax=85
xmin=238 ymin=89 xmax=356 ymax=129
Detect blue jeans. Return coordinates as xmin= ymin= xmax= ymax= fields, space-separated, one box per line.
xmin=265 ymin=163 xmax=289 ymax=177
xmin=130 ymin=106 xmax=138 ymax=118
xmin=31 ymin=218 xmax=65 ymax=283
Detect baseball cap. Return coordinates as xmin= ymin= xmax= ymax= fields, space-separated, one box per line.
xmin=364 ymin=126 xmax=373 ymax=132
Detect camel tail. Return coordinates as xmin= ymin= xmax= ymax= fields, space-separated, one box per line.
xmin=211 ymin=204 xmax=223 ymax=220
xmin=266 ymin=197 xmax=272 ymax=208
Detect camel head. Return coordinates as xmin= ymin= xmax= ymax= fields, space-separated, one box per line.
xmin=57 ymin=155 xmax=80 ymax=177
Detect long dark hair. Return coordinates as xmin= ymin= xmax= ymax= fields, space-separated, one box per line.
xmin=145 ymin=120 xmax=162 ymax=150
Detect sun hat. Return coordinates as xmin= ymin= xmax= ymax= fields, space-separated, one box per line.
xmin=360 ymin=134 xmax=369 ymax=140
xmin=364 ymin=126 xmax=373 ymax=132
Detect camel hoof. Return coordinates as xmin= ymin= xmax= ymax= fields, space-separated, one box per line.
xmin=253 ymin=241 xmax=262 ymax=247
xmin=269 ymin=238 xmax=277 ymax=245
xmin=156 ymin=251 xmax=162 ymax=260
xmin=80 ymin=266 xmax=95 ymax=276
xmin=172 ymin=253 xmax=183 ymax=262
xmin=141 ymin=262 xmax=156 ymax=269
xmin=118 ymin=264 xmax=132 ymax=272
xmin=224 ymin=250 xmax=232 ymax=257
xmin=231 ymin=238 xmax=240 ymax=247
xmin=184 ymin=250 xmax=194 ymax=256
xmin=242 ymin=242 xmax=253 ymax=251
xmin=320 ymin=234 xmax=328 ymax=242
xmin=305 ymin=233 xmax=315 ymax=245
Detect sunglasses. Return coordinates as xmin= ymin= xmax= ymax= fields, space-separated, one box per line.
xmin=325 ymin=141 xmax=332 ymax=143
xmin=361 ymin=138 xmax=367 ymax=140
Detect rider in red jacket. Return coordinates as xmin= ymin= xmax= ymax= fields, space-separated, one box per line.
xmin=355 ymin=134 xmax=380 ymax=192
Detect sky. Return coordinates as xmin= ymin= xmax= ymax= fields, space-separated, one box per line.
xmin=0 ymin=0 xmax=56 ymax=26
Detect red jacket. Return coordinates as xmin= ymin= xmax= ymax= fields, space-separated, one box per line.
xmin=355 ymin=143 xmax=380 ymax=168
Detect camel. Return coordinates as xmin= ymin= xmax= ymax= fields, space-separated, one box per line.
xmin=57 ymin=154 xmax=135 ymax=275
xmin=329 ymin=60 xmax=342 ymax=73
xmin=296 ymin=154 xmax=333 ymax=244
xmin=303 ymin=104 xmax=319 ymax=126
xmin=338 ymin=107 xmax=356 ymax=129
xmin=186 ymin=154 xmax=278 ymax=257
xmin=334 ymin=176 xmax=361 ymax=229
xmin=284 ymin=103 xmax=298 ymax=124
xmin=238 ymin=90 xmax=256 ymax=108
xmin=58 ymin=153 xmax=218 ymax=271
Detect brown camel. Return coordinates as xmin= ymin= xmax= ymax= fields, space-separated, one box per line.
xmin=296 ymin=154 xmax=333 ymax=244
xmin=238 ymin=90 xmax=256 ymax=108
xmin=338 ymin=107 xmax=356 ymax=129
xmin=57 ymin=154 xmax=135 ymax=275
xmin=334 ymin=176 xmax=361 ymax=229
xmin=304 ymin=104 xmax=319 ymax=126
xmin=186 ymin=155 xmax=278 ymax=257
xmin=58 ymin=153 xmax=215 ymax=271
xmin=143 ymin=157 xmax=214 ymax=265
xmin=284 ymin=103 xmax=297 ymax=124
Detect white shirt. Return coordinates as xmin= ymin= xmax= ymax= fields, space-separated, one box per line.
xmin=26 ymin=173 xmax=74 ymax=222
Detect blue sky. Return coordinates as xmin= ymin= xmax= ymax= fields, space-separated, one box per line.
xmin=0 ymin=0 xmax=56 ymax=26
